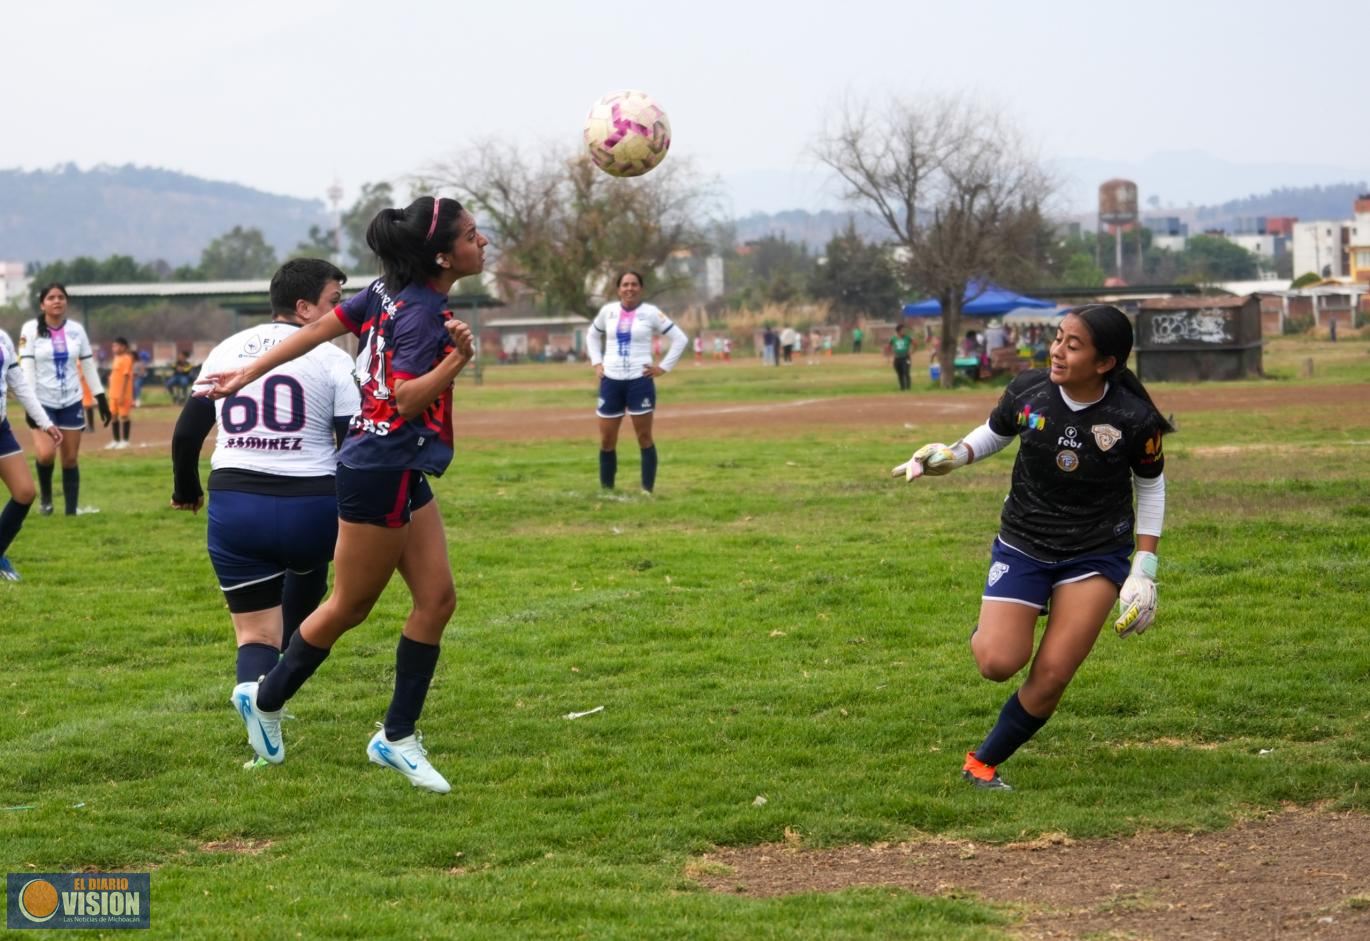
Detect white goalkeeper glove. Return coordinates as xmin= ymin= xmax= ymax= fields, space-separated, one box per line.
xmin=1114 ymin=551 xmax=1158 ymax=638
xmin=892 ymin=442 xmax=967 ymax=481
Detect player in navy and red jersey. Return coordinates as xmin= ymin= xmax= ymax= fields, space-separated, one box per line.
xmin=893 ymin=305 xmax=1172 ymax=790
xmin=199 ymin=196 xmax=486 ymax=793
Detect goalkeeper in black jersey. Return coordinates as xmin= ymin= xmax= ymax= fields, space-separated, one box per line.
xmin=894 ymin=305 xmax=1172 ymax=790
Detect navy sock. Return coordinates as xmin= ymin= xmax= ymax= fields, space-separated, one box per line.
xmin=36 ymin=463 xmax=53 ymax=506
xmin=599 ymin=449 xmax=617 ymax=489
xmin=257 ymin=632 xmax=331 ymax=712
xmin=112 ymin=422 xmax=122 ymax=442
xmin=236 ymin=643 xmax=280 ymax=684
xmin=281 ymin=568 xmax=329 ymax=652
xmin=640 ymin=445 xmax=658 ymax=492
xmin=383 ymin=636 xmax=441 ymax=741
xmin=62 ymin=467 xmax=79 ymax=515
xmin=0 ymin=499 xmax=32 ymax=557
xmin=120 ymin=419 xmax=131 ymax=443
xmin=974 ymin=690 xmax=1049 ymax=767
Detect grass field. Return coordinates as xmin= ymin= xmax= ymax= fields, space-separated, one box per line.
xmin=1 ymin=337 xmax=1368 ymax=939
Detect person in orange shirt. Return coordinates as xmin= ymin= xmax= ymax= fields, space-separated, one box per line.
xmin=105 ymin=338 xmax=135 ymax=450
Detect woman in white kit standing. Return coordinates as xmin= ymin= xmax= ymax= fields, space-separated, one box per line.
xmin=587 ymin=271 xmax=688 ymax=493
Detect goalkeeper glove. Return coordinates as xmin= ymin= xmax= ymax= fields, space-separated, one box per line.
xmin=96 ymin=393 xmax=112 ymax=427
xmin=1114 ymin=550 xmax=1158 ymax=638
xmin=892 ymin=442 xmax=967 ymax=481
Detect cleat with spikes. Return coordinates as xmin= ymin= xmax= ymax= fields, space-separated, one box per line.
xmin=962 ymin=751 xmax=1013 ymax=790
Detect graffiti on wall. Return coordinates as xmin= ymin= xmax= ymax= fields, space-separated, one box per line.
xmin=1148 ymin=309 xmax=1233 ymax=345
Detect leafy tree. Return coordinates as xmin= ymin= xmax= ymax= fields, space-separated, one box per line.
xmin=341 ymin=182 xmax=394 ymax=271
xmin=427 ymin=142 xmax=715 ymax=316
xmin=817 ymin=95 xmax=1051 ymax=387
xmin=1181 ymin=234 xmax=1258 ymax=282
xmin=26 ymin=255 xmax=161 ymax=307
xmin=1060 ymin=252 xmax=1106 ymax=287
xmin=1290 ymin=271 xmax=1322 ymax=289
xmin=292 ymin=224 xmax=339 ymax=262
xmin=196 ymin=226 xmax=279 ymax=280
xmin=726 ymin=235 xmax=814 ymax=307
xmin=810 ymin=223 xmax=902 ymax=322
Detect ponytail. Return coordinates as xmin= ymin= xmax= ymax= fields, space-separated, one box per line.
xmin=364 ymin=196 xmax=464 ymax=293
xmin=1074 ymin=304 xmax=1174 ymax=434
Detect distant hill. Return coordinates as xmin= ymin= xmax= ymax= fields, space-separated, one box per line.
xmin=732 ymin=209 xmax=891 ymax=250
xmin=1194 ymin=182 xmax=1369 ymax=225
xmin=0 ymin=164 xmax=328 ymax=266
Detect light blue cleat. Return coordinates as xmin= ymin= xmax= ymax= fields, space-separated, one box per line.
xmin=0 ymin=557 xmax=20 ymax=582
xmin=367 ymin=728 xmax=450 ymax=793
xmin=232 ymin=681 xmax=284 ymax=764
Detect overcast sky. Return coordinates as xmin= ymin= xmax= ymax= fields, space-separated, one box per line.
xmin=8 ymin=0 xmax=1367 ymax=215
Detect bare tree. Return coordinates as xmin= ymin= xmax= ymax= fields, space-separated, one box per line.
xmin=423 ymin=142 xmax=717 ymax=317
xmin=817 ymin=96 xmax=1052 ymax=387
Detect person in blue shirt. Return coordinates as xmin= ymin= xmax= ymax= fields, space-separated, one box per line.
xmin=199 ymin=196 xmax=486 ymax=793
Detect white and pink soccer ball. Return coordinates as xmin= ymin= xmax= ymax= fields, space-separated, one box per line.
xmin=583 ymin=90 xmax=671 ymax=178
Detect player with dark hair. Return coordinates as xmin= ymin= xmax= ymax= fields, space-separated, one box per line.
xmin=105 ymin=337 xmax=135 ymax=449
xmin=0 ymin=327 xmax=63 ymax=580
xmin=894 ymin=304 xmax=1172 ymax=790
xmin=171 ymin=259 xmax=358 ymax=739
xmin=586 ymin=270 xmax=688 ymax=493
xmin=19 ymin=283 xmax=110 ymax=515
xmin=199 ymin=197 xmax=485 ymax=793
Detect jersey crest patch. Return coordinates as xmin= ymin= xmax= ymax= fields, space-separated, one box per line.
xmin=987 ymin=562 xmax=1010 ymax=586
xmin=1091 ymin=424 xmax=1122 ymax=451
xmin=1056 ymin=450 xmax=1080 ymax=472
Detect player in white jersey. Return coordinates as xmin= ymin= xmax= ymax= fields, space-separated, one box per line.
xmin=586 ymin=271 xmax=688 ymax=493
xmin=19 ymin=283 xmax=109 ymax=516
xmin=171 ymin=260 xmax=360 ymax=707
xmin=0 ymin=328 xmax=63 ymax=580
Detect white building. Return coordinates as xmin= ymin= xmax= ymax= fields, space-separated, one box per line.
xmin=1292 ymin=221 xmax=1348 ymax=279
xmin=1228 ymin=233 xmax=1288 ymax=262
xmin=0 ymin=261 xmax=27 ymax=307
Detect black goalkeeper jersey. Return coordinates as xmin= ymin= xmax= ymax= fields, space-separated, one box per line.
xmin=986 ymin=369 xmax=1166 ymax=562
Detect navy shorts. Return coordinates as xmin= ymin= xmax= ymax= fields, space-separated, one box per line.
xmin=336 ymin=464 xmax=434 ymax=528
xmin=44 ymin=402 xmax=85 ymax=431
xmin=0 ymin=420 xmax=20 ymax=458
xmin=597 ymin=375 xmax=656 ymax=418
xmin=207 ymin=490 xmax=338 ymax=592
xmin=982 ymin=537 xmax=1130 ymax=612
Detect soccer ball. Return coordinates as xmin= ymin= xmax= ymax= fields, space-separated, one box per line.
xmin=583 ymin=90 xmax=671 ymax=178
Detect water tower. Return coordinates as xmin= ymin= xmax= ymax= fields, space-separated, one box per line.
xmin=1098 ymin=179 xmax=1139 ymax=280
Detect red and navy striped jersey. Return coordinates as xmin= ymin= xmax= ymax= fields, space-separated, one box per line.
xmin=334 ymin=279 xmax=456 ymax=475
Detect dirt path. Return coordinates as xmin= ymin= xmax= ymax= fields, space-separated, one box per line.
xmin=691 ymin=807 xmax=1370 ymax=940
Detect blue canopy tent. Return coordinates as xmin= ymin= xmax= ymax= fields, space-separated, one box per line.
xmin=902 ymin=282 xmax=1057 ymax=317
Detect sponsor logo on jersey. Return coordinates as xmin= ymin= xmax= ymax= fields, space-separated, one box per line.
xmin=1017 ymin=405 xmax=1046 ymax=431
xmin=1058 ymin=426 xmax=1082 ymax=449
xmin=1139 ymin=430 xmax=1164 ymax=464
xmin=1056 ymin=450 xmax=1079 ymax=472
xmin=1091 ymin=423 xmax=1122 ymax=451
xmin=987 ymin=561 xmax=1010 ymax=586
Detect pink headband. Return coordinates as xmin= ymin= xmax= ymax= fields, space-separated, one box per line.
xmin=426 ymin=198 xmax=441 ymax=240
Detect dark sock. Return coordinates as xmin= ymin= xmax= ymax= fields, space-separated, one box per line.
xmin=62 ymin=467 xmax=79 ymax=515
xmin=974 ymin=690 xmax=1049 ymax=767
xmin=121 ymin=419 xmax=131 ymax=443
xmin=599 ymin=449 xmax=617 ymax=489
xmin=36 ymin=463 xmax=53 ymax=506
xmin=383 ymin=636 xmax=441 ymax=741
xmin=236 ymin=643 xmax=281 ymax=684
xmin=281 ymin=568 xmax=329 ymax=652
xmin=257 ymin=632 xmax=331 ymax=712
xmin=0 ymin=499 xmax=32 ymax=557
xmin=640 ymin=445 xmax=658 ymax=492
xmin=111 ymin=422 xmax=122 ymax=443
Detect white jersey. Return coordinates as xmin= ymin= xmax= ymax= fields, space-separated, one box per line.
xmin=199 ymin=322 xmax=360 ymax=478
xmin=1 ymin=329 xmax=51 ymax=429
xmin=587 ymin=302 xmax=687 ymax=380
xmin=18 ymin=318 xmax=103 ymax=408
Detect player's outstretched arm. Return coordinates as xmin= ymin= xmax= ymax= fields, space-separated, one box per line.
xmin=892 ymin=423 xmax=1012 ymax=481
xmin=197 ymin=314 xmax=349 ymax=399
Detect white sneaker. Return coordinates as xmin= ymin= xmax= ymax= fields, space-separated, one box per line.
xmin=116 ymin=441 xmax=131 ymax=450
xmin=103 ymin=441 xmax=119 ymax=450
xmin=231 ymin=681 xmax=284 ymax=764
xmin=367 ymin=728 xmax=450 ymax=793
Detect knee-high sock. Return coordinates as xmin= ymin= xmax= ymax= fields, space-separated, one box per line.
xmin=640 ymin=445 xmax=658 ymax=492
xmin=256 ymin=632 xmax=331 ymax=712
xmin=281 ymin=568 xmax=329 ymax=652
xmin=62 ymin=467 xmax=79 ymax=515
xmin=973 ymin=690 xmax=1049 ymax=767
xmin=599 ymin=449 xmax=617 ymax=489
xmin=36 ymin=462 xmax=53 ymax=506
xmin=0 ymin=499 xmax=32 ymax=557
xmin=120 ymin=419 xmax=131 ymax=443
xmin=236 ymin=643 xmax=280 ymax=684
xmin=383 ymin=636 xmax=441 ymax=740
xmin=112 ymin=421 xmax=122 ymax=442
